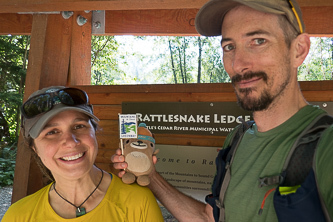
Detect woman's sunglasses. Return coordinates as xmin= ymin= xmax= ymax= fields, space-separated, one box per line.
xmin=21 ymin=88 xmax=89 ymax=119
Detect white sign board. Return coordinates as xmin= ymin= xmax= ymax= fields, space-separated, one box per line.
xmin=155 ymin=144 xmax=219 ymax=202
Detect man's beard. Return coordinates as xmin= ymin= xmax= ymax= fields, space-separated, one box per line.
xmin=232 ymin=71 xmax=287 ymax=112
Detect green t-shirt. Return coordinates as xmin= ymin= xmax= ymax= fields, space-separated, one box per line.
xmin=223 ymin=105 xmax=333 ymax=221
xmin=2 ymin=174 xmax=164 ymax=222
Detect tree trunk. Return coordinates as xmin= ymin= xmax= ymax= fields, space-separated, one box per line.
xmin=197 ymin=36 xmax=202 ymax=83
xmin=168 ymin=40 xmax=177 ymax=84
xmin=177 ymin=45 xmax=185 ymax=83
xmin=183 ymin=37 xmax=187 ymax=83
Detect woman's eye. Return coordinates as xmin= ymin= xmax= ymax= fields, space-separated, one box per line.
xmin=254 ymin=38 xmax=266 ymax=45
xmin=74 ymin=124 xmax=85 ymax=130
xmin=46 ymin=130 xmax=58 ymax=136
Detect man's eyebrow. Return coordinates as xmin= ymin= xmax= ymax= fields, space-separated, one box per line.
xmin=221 ymin=38 xmax=232 ymax=45
xmin=245 ymin=30 xmax=271 ymax=37
xmin=221 ymin=30 xmax=271 ymax=45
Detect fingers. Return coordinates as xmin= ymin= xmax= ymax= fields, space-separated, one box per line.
xmin=111 ymin=148 xmax=125 ymax=163
xmin=115 ymin=148 xmax=122 ymax=155
xmin=111 ymin=148 xmax=128 ymax=170
xmin=117 ymin=169 xmax=126 ymax=178
xmin=152 ymin=155 xmax=157 ymax=165
xmin=113 ymin=162 xmax=128 ymax=170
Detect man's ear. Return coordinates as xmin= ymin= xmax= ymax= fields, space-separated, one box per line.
xmin=292 ymin=33 xmax=310 ymax=68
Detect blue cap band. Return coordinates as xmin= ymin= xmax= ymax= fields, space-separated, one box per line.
xmin=138 ymin=135 xmax=155 ymax=144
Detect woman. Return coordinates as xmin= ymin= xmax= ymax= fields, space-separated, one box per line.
xmin=2 ymin=86 xmax=163 ymax=221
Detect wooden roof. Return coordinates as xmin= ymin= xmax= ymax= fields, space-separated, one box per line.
xmin=0 ymin=0 xmax=332 ymax=36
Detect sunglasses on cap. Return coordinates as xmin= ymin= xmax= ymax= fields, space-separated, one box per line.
xmin=21 ymin=88 xmax=89 ymax=119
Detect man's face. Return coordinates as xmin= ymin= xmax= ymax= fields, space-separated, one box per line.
xmin=221 ymin=5 xmax=293 ymax=111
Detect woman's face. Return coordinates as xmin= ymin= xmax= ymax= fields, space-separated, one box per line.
xmin=33 ymin=110 xmax=98 ymax=181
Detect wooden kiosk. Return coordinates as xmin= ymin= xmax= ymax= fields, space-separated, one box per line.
xmin=0 ymin=0 xmax=332 ymax=203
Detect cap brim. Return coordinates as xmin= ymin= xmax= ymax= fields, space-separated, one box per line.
xmin=29 ymin=104 xmax=99 ymax=139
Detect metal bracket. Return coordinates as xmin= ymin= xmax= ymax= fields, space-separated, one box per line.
xmin=92 ymin=10 xmax=105 ymax=34
xmin=311 ymin=102 xmax=333 ymax=116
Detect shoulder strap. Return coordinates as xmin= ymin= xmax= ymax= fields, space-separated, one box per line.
xmin=258 ymin=113 xmax=333 ymax=187
xmin=217 ymin=119 xmax=254 ymax=222
xmin=282 ymin=113 xmax=333 ymax=185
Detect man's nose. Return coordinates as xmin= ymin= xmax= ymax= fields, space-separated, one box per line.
xmin=232 ymin=48 xmax=252 ymax=74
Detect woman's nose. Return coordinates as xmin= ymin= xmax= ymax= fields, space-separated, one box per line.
xmin=62 ymin=132 xmax=80 ymax=147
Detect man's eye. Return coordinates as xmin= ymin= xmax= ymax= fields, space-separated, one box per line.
xmin=222 ymin=44 xmax=235 ymax=52
xmin=254 ymin=38 xmax=266 ymax=45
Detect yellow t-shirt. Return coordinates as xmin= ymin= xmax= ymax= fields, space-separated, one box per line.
xmin=2 ymin=174 xmax=163 ymax=222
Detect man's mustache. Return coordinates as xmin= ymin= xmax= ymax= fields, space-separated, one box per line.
xmin=231 ymin=71 xmax=268 ymax=84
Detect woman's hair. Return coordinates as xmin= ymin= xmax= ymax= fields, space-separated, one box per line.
xmin=25 ymin=118 xmax=99 ymax=182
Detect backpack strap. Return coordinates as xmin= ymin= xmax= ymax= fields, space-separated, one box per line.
xmin=258 ymin=113 xmax=333 ymax=187
xmin=312 ymin=115 xmax=333 ymax=222
xmin=217 ymin=119 xmax=254 ymax=222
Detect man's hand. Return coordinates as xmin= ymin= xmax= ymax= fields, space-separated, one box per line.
xmin=111 ymin=148 xmax=159 ymax=178
xmin=111 ymin=148 xmax=128 ymax=178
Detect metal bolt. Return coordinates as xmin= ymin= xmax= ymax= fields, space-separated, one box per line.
xmin=323 ymin=103 xmax=327 ymax=108
xmin=61 ymin=11 xmax=73 ymax=19
xmin=77 ymin=15 xmax=88 ymax=26
xmin=210 ymin=103 xmax=214 ymax=107
xmin=93 ymin=21 xmax=101 ymax=29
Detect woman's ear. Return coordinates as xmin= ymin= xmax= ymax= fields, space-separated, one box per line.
xmin=32 ymin=143 xmax=38 ymax=155
xmin=292 ymin=33 xmax=310 ymax=68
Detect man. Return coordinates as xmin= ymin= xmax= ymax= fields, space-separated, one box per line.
xmin=112 ymin=0 xmax=333 ymax=221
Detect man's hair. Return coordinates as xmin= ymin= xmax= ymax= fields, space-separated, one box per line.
xmin=278 ymin=15 xmax=299 ymax=48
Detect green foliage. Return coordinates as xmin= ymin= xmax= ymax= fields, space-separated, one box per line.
xmin=0 ymin=145 xmax=16 ymax=187
xmin=0 ymin=35 xmax=28 ymax=145
xmin=91 ymin=36 xmax=126 ymax=85
xmin=198 ymin=37 xmax=230 ymax=83
xmin=298 ymin=37 xmax=333 ymax=81
xmin=0 ymin=35 xmax=28 ymax=186
xmin=91 ymin=36 xmax=229 ymax=84
xmin=91 ymin=36 xmax=333 ymax=85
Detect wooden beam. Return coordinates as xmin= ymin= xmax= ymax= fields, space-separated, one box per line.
xmin=68 ymin=11 xmax=92 ymax=85
xmin=1 ymin=7 xmax=333 ymax=36
xmin=11 ymin=14 xmax=49 ymax=204
xmin=302 ymin=6 xmax=333 ymax=36
xmin=105 ymin=9 xmax=198 ymax=36
xmin=0 ymin=0 xmax=332 ymax=13
xmin=0 ymin=13 xmax=32 ymax=35
xmin=0 ymin=0 xmax=206 ymax=13
xmin=38 ymin=14 xmax=73 ymax=85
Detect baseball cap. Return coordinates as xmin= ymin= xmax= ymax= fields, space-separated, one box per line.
xmin=21 ymin=86 xmax=99 ymax=139
xmin=195 ymin=0 xmax=305 ymax=36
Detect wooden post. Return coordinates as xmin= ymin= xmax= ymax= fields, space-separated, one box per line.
xmin=69 ymin=11 xmax=92 ymax=85
xmin=12 ymin=11 xmax=91 ymax=203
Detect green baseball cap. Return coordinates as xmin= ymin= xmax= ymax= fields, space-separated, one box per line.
xmin=195 ymin=0 xmax=305 ymax=36
xmin=22 ymin=86 xmax=99 ymax=139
